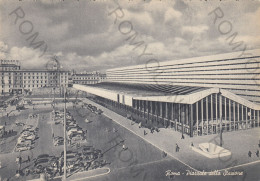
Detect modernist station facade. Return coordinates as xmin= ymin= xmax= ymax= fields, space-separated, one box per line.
xmin=74 ymin=49 xmax=260 ymax=137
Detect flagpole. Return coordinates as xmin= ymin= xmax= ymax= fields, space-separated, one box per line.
xmin=63 ymin=87 xmax=67 ymax=180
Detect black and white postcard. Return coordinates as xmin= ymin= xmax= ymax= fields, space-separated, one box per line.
xmin=0 ymin=0 xmax=259 ymax=180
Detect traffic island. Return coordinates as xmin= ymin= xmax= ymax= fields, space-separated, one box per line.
xmin=191 ymin=143 xmax=231 ymax=159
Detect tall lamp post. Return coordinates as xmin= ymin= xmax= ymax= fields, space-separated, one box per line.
xmin=63 ymin=87 xmax=67 ymax=180
xmin=218 ymin=91 xmax=223 ymax=147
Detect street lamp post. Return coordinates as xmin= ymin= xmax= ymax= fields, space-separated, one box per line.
xmin=217 ymin=91 xmax=223 ymax=147
xmin=220 ymin=115 xmax=223 ymax=147
xmin=63 ymin=87 xmax=67 ymax=180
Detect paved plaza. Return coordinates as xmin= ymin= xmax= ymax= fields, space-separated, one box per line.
xmin=81 ymin=98 xmax=260 ymax=172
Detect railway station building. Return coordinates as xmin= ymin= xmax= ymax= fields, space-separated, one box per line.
xmin=74 ymin=49 xmax=260 ymax=137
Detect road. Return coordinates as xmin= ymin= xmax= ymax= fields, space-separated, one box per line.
xmin=1 ymin=99 xmax=259 ymax=181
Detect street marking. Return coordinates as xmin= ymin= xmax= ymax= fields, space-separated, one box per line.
xmin=53 ymin=167 xmax=111 ymax=181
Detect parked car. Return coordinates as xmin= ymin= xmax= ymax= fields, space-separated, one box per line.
xmin=23 ymin=125 xmax=33 ymax=130
xmin=97 ymin=109 xmax=103 ymax=115
xmin=54 ymin=137 xmax=64 ymax=146
xmin=23 ymin=134 xmax=36 ymax=141
xmin=18 ymin=139 xmax=33 ymax=146
xmin=16 ymin=144 xmax=32 ymax=152
xmin=15 ymin=122 xmax=25 ymax=126
xmin=21 ymin=131 xmax=34 ymax=137
xmin=70 ymin=133 xmax=84 ymax=141
xmin=37 ymin=154 xmax=50 ymax=159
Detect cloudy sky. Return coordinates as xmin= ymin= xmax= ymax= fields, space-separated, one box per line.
xmin=0 ymin=0 xmax=259 ymax=72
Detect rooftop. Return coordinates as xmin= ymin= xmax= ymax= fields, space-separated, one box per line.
xmin=90 ymin=82 xmax=209 ymax=96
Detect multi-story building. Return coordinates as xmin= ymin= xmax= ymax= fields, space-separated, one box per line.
xmin=0 ymin=60 xmax=69 ymax=94
xmin=71 ymin=71 xmax=106 ymax=85
xmin=0 ymin=60 xmax=21 ymax=94
xmin=74 ymin=49 xmax=260 ymax=137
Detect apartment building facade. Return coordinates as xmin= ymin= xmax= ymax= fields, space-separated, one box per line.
xmin=0 ymin=60 xmax=69 ymax=94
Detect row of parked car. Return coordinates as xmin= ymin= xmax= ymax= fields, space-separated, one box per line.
xmin=15 ymin=122 xmax=39 ymax=152
xmin=31 ymin=145 xmax=107 ymax=177
xmin=66 ymin=112 xmax=85 ymax=142
xmin=84 ymin=103 xmax=103 ymax=115
xmin=52 ymin=110 xmax=86 ymax=146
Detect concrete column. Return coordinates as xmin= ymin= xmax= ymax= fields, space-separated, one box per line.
xmin=156 ymin=102 xmax=158 ymax=122
xmin=137 ymin=100 xmax=139 ymax=116
xmin=178 ymin=104 xmax=181 ymax=123
xmin=242 ymin=105 xmax=244 ymax=129
xmin=138 ymin=100 xmax=141 ymax=116
xmin=174 ymin=104 xmax=177 ymax=131
xmin=246 ymin=107 xmax=248 ymax=129
xmin=196 ymin=101 xmax=199 ymax=136
xmin=253 ymin=109 xmax=256 ymax=127
xmin=165 ymin=102 xmax=168 ymax=127
xmin=220 ymin=94 xmax=222 ymax=133
xmin=211 ymin=94 xmax=213 ymax=133
xmin=143 ymin=100 xmax=145 ymax=119
xmin=250 ymin=108 xmax=252 ymax=120
xmin=151 ymin=101 xmax=153 ymax=122
xmin=233 ymin=102 xmax=236 ymax=130
xmin=249 ymin=109 xmax=252 ymax=126
xmin=186 ymin=104 xmax=189 ymax=125
xmin=147 ymin=101 xmax=150 ymax=120
xmin=257 ymin=110 xmax=260 ymax=127
xmin=172 ymin=103 xmax=175 ymax=130
xmin=206 ymin=96 xmax=209 ymax=135
xmin=215 ymin=93 xmax=218 ymax=123
xmin=254 ymin=110 xmax=256 ymax=126
xmin=224 ymin=97 xmax=227 ymax=121
xmin=220 ymin=95 xmax=222 ymax=119
xmin=181 ymin=111 xmax=185 ymax=136
xmin=160 ymin=102 xmax=163 ymax=125
xmin=237 ymin=103 xmax=240 ymax=127
xmin=190 ymin=104 xmax=193 ymax=137
xmin=229 ymin=99 xmax=231 ymax=130
xmin=201 ymin=99 xmax=204 ymax=135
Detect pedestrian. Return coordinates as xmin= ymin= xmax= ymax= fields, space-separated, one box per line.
xmin=162 ymin=151 xmax=167 ymax=158
xmin=28 ymin=156 xmax=30 ymax=162
xmin=176 ymin=144 xmax=179 ymax=152
xmin=248 ymin=151 xmax=252 ymax=157
xmin=18 ymin=157 xmax=22 ymax=169
xmin=122 ymin=144 xmax=126 ymax=150
xmin=181 ymin=134 xmax=185 ymax=139
xmin=139 ymin=122 xmax=142 ymax=128
xmin=144 ymin=130 xmax=146 ymax=136
xmin=256 ymin=150 xmax=259 ymax=157
xmin=191 ymin=142 xmax=194 ymax=147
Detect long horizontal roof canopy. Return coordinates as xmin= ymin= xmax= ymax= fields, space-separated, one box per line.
xmin=73 ymin=83 xmax=260 ymax=110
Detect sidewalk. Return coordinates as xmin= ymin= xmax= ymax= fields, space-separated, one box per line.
xmin=81 ymin=98 xmax=260 ymax=172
